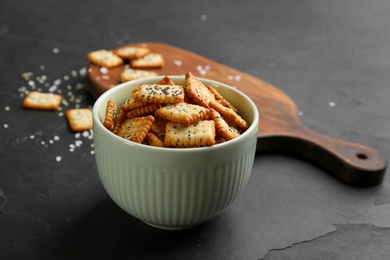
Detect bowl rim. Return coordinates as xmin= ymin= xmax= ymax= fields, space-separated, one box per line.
xmin=92 ymin=75 xmax=259 ymax=152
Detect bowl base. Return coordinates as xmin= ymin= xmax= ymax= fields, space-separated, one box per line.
xmin=143 ymin=221 xmax=202 ymax=231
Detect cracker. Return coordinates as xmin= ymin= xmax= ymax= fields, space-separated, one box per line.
xmin=103 ymin=99 xmax=117 ymax=131
xmin=134 ymin=84 xmax=184 ymax=104
xmin=126 ymin=104 xmax=159 ymax=119
xmin=164 ymin=120 xmax=216 ymax=148
xmin=185 ymin=72 xmax=215 ymax=108
xmin=158 ymin=76 xmax=175 ymax=85
xmin=112 ymin=108 xmax=127 ymax=135
xmin=207 ymin=85 xmax=238 ymax=113
xmin=121 ymin=96 xmax=148 ymax=111
xmin=114 ymin=46 xmax=151 ymax=60
xmin=144 ymin=132 xmax=164 ymax=147
xmin=66 ymin=108 xmax=93 ymax=132
xmin=86 ymin=49 xmax=124 ymax=68
xmin=120 ymin=69 xmax=158 ymax=83
xmin=155 ymin=103 xmax=210 ymax=126
xmin=150 ymin=117 xmax=168 ymax=141
xmin=116 ymin=115 xmax=154 ymax=143
xmin=130 ymin=53 xmax=164 ymax=69
xmin=22 ymin=91 xmax=62 ymax=111
xmin=210 ymin=109 xmax=240 ymax=140
xmin=209 ymin=100 xmax=248 ymax=130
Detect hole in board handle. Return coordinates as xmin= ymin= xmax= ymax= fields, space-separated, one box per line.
xmin=356 ymin=153 xmax=368 ymax=160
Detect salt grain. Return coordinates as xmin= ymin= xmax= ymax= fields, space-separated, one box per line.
xmin=298 ymin=111 xmax=303 ymax=116
xmin=200 ymin=14 xmax=207 ymax=21
xmin=82 ymin=131 xmax=89 ymax=137
xmin=328 ymin=101 xmax=336 ymax=107
xmin=173 ymin=60 xmax=183 ymax=67
xmin=75 ymin=133 xmax=81 ymax=139
xmin=53 ymin=48 xmax=60 ymax=54
xmin=100 ymin=67 xmax=108 ymax=74
xmin=55 ymin=156 xmax=62 ymax=162
xmin=75 ymin=140 xmax=83 ymax=147
xmin=29 ymin=135 xmax=35 ymax=139
xmin=5 ymin=106 xmax=10 ymax=111
xmin=3 ymin=123 xmax=9 ymax=128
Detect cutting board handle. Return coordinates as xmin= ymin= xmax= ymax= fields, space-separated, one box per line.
xmin=257 ymin=124 xmax=387 ymax=186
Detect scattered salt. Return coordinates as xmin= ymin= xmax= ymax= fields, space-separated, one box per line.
xmin=173 ymin=60 xmax=183 ymax=67
xmin=75 ymin=140 xmax=83 ymax=147
xmin=100 ymin=67 xmax=108 ymax=74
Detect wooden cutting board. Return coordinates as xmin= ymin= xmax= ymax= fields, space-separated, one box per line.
xmin=87 ymin=42 xmax=387 ymax=186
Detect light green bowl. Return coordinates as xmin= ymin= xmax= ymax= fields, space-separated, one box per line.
xmin=92 ymin=75 xmax=259 ymax=230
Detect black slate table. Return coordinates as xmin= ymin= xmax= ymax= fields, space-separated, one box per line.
xmin=1 ymin=1 xmax=390 ymax=259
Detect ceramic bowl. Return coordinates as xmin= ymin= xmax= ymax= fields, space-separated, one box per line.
xmin=92 ymin=75 xmax=259 ymax=230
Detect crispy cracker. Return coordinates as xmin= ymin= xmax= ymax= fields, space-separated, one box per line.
xmin=116 ymin=115 xmax=154 ymax=143
xmin=164 ymin=120 xmax=216 ymax=148
xmin=144 ymin=132 xmax=165 ymax=147
xmin=120 ymin=69 xmax=158 ymax=83
xmin=130 ymin=53 xmax=164 ymax=69
xmin=86 ymin=49 xmax=124 ymax=68
xmin=158 ymin=76 xmax=175 ymax=85
xmin=114 ymin=46 xmax=151 ymax=60
xmin=185 ymin=72 xmax=215 ymax=107
xmin=22 ymin=91 xmax=62 ymax=111
xmin=66 ymin=108 xmax=93 ymax=132
xmin=210 ymin=109 xmax=241 ymax=140
xmin=126 ymin=104 xmax=159 ymax=119
xmin=207 ymin=85 xmax=238 ymax=113
xmin=134 ymin=84 xmax=184 ymax=104
xmin=121 ymin=96 xmax=148 ymax=111
xmin=103 ymin=99 xmax=117 ymax=131
xmin=209 ymin=101 xmax=248 ymax=130
xmin=155 ymin=103 xmax=210 ymax=126
xmin=150 ymin=117 xmax=168 ymax=141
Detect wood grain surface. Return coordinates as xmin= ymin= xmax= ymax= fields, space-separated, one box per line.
xmin=87 ymin=42 xmax=387 ymax=186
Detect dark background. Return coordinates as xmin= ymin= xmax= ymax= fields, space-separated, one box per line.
xmin=1 ymin=0 xmax=390 ymax=259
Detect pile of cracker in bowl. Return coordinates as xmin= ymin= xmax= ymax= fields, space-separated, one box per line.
xmin=102 ymin=72 xmax=249 ymax=148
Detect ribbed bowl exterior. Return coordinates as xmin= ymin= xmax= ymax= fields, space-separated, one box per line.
xmin=93 ymin=76 xmax=259 ymax=230
xmin=94 ymin=135 xmax=256 ymax=229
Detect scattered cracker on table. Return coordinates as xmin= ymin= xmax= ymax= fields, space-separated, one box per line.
xmin=86 ymin=49 xmax=124 ymax=68
xmin=114 ymin=46 xmax=151 ymax=60
xmin=130 ymin=53 xmax=164 ymax=69
xmin=120 ymin=68 xmax=158 ymax=83
xmin=66 ymin=108 xmax=93 ymax=132
xmin=164 ymin=120 xmax=216 ymax=148
xmin=22 ymin=91 xmax=63 ymax=111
